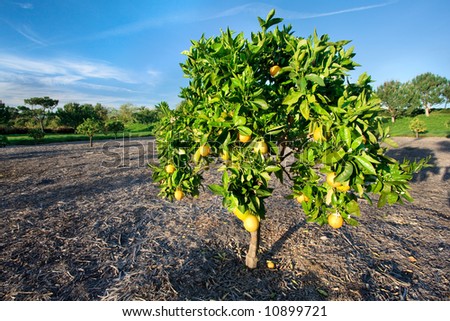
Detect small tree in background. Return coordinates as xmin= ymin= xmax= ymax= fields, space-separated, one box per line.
xmin=411 ymin=73 xmax=447 ymax=116
xmin=24 ymin=96 xmax=59 ymax=132
xmin=376 ymin=81 xmax=418 ymax=122
xmin=77 ymin=118 xmax=102 ymax=147
xmin=0 ymin=134 xmax=8 ymax=147
xmin=409 ymin=118 xmax=427 ymax=138
xmin=106 ymin=120 xmax=125 ymax=139
xmin=28 ymin=128 xmax=45 ymax=143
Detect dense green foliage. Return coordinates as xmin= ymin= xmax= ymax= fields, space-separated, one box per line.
xmin=152 ymin=10 xmax=428 ymax=230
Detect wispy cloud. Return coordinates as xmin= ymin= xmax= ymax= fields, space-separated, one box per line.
xmin=13 ymin=24 xmax=47 ymax=46
xmin=0 ymin=54 xmax=163 ymax=107
xmin=284 ymin=1 xmax=396 ymax=19
xmin=0 ymin=54 xmax=136 ymax=83
xmin=201 ymin=1 xmax=396 ymax=21
xmin=14 ymin=2 xmax=33 ymax=9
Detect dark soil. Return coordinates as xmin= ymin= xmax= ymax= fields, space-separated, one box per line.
xmin=1 ymin=137 xmax=449 ymax=301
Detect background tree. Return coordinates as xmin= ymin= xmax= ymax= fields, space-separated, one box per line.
xmin=76 ymin=118 xmax=102 ymax=147
xmin=133 ymin=107 xmax=159 ymax=125
xmin=106 ymin=120 xmax=125 ymax=138
xmin=0 ymin=102 xmax=14 ymax=126
xmin=442 ymin=78 xmax=450 ymax=108
xmin=409 ymin=118 xmax=427 ymax=138
xmin=117 ymin=103 xmax=137 ymax=124
xmin=24 ymin=96 xmax=59 ymax=132
xmin=152 ymin=10 xmax=427 ymax=269
xmin=56 ymin=103 xmax=109 ymax=129
xmin=411 ymin=73 xmax=447 ymax=116
xmin=376 ymin=80 xmax=418 ymax=122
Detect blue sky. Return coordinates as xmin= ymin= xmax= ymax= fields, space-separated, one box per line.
xmin=0 ymin=0 xmax=449 ymax=108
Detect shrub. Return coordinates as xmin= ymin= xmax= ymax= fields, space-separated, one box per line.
xmin=0 ymin=134 xmax=8 ymax=147
xmin=28 ymin=128 xmax=45 ymax=142
xmin=409 ymin=118 xmax=427 ymax=138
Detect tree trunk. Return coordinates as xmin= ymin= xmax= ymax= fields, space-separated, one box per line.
xmin=245 ymin=227 xmax=260 ymax=269
xmin=391 ymin=116 xmax=395 ymax=123
xmin=425 ymin=106 xmax=430 ymax=117
xmin=89 ymin=136 xmax=93 ymax=147
xmin=415 ymin=131 xmax=419 ymax=138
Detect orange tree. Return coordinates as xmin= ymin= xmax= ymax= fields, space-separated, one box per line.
xmin=151 ymin=10 xmax=427 ymax=269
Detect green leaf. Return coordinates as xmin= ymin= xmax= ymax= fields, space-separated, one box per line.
xmin=387 ymin=192 xmax=399 ymax=205
xmin=305 ymin=74 xmax=325 ymax=86
xmin=255 ymin=189 xmax=273 ymax=197
xmin=384 ymin=137 xmax=398 ymax=148
xmin=208 ymin=184 xmax=226 ymax=197
xmin=237 ymin=126 xmax=252 ymax=136
xmin=300 ymin=99 xmax=310 ymax=120
xmin=252 ymin=98 xmax=269 ymax=110
xmin=234 ymin=116 xmax=246 ymax=126
xmin=282 ymin=90 xmax=302 ymax=106
xmin=267 ymin=125 xmax=285 ymax=135
xmin=265 ymin=165 xmax=280 ymax=172
xmin=339 ymin=126 xmax=352 ymax=148
xmin=377 ymin=192 xmax=388 ymax=207
xmin=322 ymin=148 xmax=345 ymax=165
xmin=335 ymin=162 xmax=354 ymax=182
xmin=354 ymin=155 xmax=376 ymax=174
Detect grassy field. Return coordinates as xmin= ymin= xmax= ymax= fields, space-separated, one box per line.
xmin=384 ymin=111 xmax=450 ymax=137
xmin=4 ymin=122 xmax=154 ymax=145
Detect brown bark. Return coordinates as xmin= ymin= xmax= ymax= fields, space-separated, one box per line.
xmin=245 ymin=228 xmax=260 ymax=269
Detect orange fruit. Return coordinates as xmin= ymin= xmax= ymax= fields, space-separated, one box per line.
xmin=174 ymin=188 xmax=184 ymax=201
xmin=232 ymin=207 xmax=250 ymax=221
xmin=254 ymin=141 xmax=268 ymax=154
xmin=296 ymin=193 xmax=310 ymax=204
xmin=336 ymin=181 xmax=350 ymax=192
xmin=199 ymin=144 xmax=210 ymax=157
xmin=266 ymin=260 xmax=275 ymax=269
xmin=270 ymin=65 xmax=281 ymax=77
xmin=313 ymin=126 xmax=323 ymax=142
xmin=165 ymin=164 xmax=176 ymax=174
xmin=221 ymin=150 xmax=230 ymax=161
xmin=243 ymin=214 xmax=259 ymax=232
xmin=328 ymin=212 xmax=344 ymax=229
xmin=238 ymin=133 xmax=251 ymax=143
xmin=326 ymin=172 xmax=342 ymax=188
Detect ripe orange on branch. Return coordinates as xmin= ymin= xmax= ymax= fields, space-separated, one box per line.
xmin=199 ymin=144 xmax=210 ymax=157
xmin=174 ymin=188 xmax=184 ymax=201
xmin=165 ymin=164 xmax=176 ymax=174
xmin=243 ymin=214 xmax=260 ymax=232
xmin=238 ymin=133 xmax=252 ymax=143
xmin=270 ymin=65 xmax=281 ymax=77
xmin=254 ymin=141 xmax=268 ymax=154
xmin=232 ymin=207 xmax=250 ymax=221
xmin=326 ymin=172 xmax=342 ymax=188
xmin=296 ymin=193 xmax=310 ymax=204
xmin=328 ymin=212 xmax=344 ymax=229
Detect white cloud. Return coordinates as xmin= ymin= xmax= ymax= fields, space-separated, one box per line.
xmin=282 ymin=1 xmax=396 ymax=19
xmin=0 ymin=54 xmax=136 ymax=84
xmin=0 ymin=54 xmax=165 ymax=107
xmin=14 ymin=2 xmax=33 ymax=9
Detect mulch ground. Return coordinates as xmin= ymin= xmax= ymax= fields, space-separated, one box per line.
xmin=0 ymin=136 xmax=449 ymax=301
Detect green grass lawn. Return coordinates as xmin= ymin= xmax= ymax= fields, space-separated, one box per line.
xmin=5 ymin=127 xmax=154 ymax=145
xmin=384 ymin=111 xmax=450 ymax=137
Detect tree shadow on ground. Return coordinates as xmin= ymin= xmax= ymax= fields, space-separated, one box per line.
xmin=166 ymin=240 xmax=329 ymax=301
xmin=385 ymin=147 xmax=439 ymax=182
